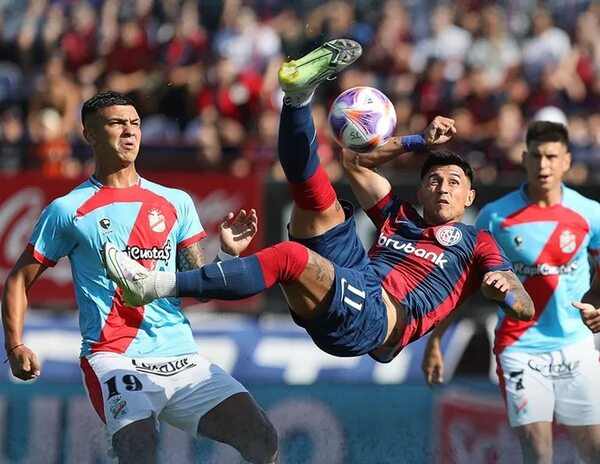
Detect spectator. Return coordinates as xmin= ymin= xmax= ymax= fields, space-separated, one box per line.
xmin=521 ymin=7 xmax=571 ymax=85
xmin=467 ymin=6 xmax=521 ymax=91
xmin=61 ymin=2 xmax=99 ymax=76
xmin=27 ymin=52 xmax=81 ymax=142
xmin=0 ymin=105 xmax=27 ymax=175
xmin=0 ymin=0 xmax=597 ymax=180
xmin=410 ymin=5 xmax=472 ymax=82
xmin=212 ymin=5 xmax=281 ymax=75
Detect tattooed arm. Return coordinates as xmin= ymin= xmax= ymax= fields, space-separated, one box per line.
xmin=480 ymin=270 xmax=535 ymax=321
xmin=176 ymin=241 xmax=205 ymax=271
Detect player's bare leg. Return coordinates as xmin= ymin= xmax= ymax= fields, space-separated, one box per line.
xmin=112 ymin=416 xmax=158 ymax=464
xmin=514 ymin=422 xmax=553 ymax=464
xmin=278 ymin=250 xmax=336 ymax=319
xmin=277 ymin=39 xmax=362 ymax=239
xmin=565 ymin=424 xmax=600 ymax=464
xmin=198 ymin=392 xmax=278 ymax=464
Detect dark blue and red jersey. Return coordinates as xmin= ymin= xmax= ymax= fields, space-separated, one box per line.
xmin=366 ymin=191 xmax=513 ymax=353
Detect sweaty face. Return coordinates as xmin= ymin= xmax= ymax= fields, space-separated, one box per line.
xmin=417 ymin=165 xmax=475 ymax=225
xmin=85 ymin=105 xmax=141 ymax=165
xmin=523 ymin=141 xmax=570 ymax=192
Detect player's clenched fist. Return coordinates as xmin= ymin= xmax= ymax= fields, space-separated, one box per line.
xmin=7 ymin=344 xmax=40 ymax=381
xmin=480 ymin=271 xmax=510 ymax=301
xmin=572 ymin=301 xmax=600 ymax=333
xmin=424 ymin=116 xmax=456 ymax=146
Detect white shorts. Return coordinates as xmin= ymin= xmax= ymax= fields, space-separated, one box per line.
xmin=80 ymin=352 xmax=247 ymax=437
xmin=497 ymin=337 xmax=600 ymax=427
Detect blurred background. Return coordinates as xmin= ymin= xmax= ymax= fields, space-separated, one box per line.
xmin=0 ymin=0 xmax=599 ymax=462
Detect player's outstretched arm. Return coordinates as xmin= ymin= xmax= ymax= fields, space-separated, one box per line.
xmin=2 ymin=250 xmax=44 ymax=381
xmin=573 ymin=271 xmax=600 ymax=333
xmin=218 ymin=209 xmax=258 ymax=259
xmin=354 ymin=116 xmax=457 ymax=169
xmin=480 ymin=270 xmax=534 ymax=321
xmin=341 ymin=148 xmax=393 ymax=210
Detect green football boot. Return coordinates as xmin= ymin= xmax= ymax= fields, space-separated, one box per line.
xmin=279 ymin=38 xmax=362 ymax=104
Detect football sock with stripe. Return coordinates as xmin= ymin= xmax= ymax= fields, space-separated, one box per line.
xmin=175 ymin=242 xmax=309 ymax=299
xmin=278 ymin=104 xmax=336 ymax=211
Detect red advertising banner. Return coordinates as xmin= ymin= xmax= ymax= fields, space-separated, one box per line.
xmin=434 ymin=389 xmax=580 ymax=464
xmin=0 ymin=172 xmax=263 ymax=310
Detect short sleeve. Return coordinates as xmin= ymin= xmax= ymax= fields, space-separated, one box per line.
xmin=176 ymin=191 xmax=206 ymax=250
xmin=27 ymin=200 xmax=75 ymax=267
xmin=587 ymin=200 xmax=600 ymax=270
xmin=474 ymin=229 xmax=513 ymax=274
xmin=474 ymin=205 xmax=493 ymax=232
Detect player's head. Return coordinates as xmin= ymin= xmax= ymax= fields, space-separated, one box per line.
xmin=523 ymin=121 xmax=570 ymax=192
xmin=417 ymin=150 xmax=475 ymax=225
xmin=81 ymin=91 xmax=141 ymax=166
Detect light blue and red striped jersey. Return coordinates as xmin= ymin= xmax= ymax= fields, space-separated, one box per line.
xmin=366 ymin=191 xmax=512 ymax=350
xmin=27 ymin=176 xmax=206 ymax=357
xmin=476 ymin=184 xmax=600 ymax=354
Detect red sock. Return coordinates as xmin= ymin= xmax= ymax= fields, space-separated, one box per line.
xmin=289 ymin=165 xmax=336 ymax=212
xmin=255 ymin=242 xmax=309 ymax=287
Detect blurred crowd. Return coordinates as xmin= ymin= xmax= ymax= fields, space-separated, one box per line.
xmin=0 ymin=0 xmax=598 ymax=184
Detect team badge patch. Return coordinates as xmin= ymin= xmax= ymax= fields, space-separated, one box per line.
xmin=514 ymin=396 xmax=528 ymax=416
xmin=148 ymin=209 xmax=166 ymax=233
xmin=435 ymin=225 xmax=462 ymax=247
xmin=108 ymin=395 xmax=129 ymax=419
xmin=559 ymin=230 xmax=576 ymax=253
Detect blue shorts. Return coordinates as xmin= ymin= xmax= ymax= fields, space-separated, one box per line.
xmin=289 ymin=201 xmax=388 ymax=357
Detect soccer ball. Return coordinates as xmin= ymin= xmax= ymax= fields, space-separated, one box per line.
xmin=328 ymin=86 xmax=397 ymax=153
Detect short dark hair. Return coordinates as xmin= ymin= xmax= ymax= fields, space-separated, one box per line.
xmin=526 ymin=120 xmax=569 ymax=147
xmin=81 ymin=91 xmax=135 ymax=126
xmin=420 ymin=149 xmax=474 ymax=184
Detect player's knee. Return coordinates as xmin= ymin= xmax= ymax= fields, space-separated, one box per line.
xmin=241 ymin=417 xmax=278 ymax=464
xmin=585 ymin=438 xmax=600 ymax=462
xmin=112 ymin=417 xmax=158 ymax=463
xmin=257 ymin=242 xmax=309 ymax=285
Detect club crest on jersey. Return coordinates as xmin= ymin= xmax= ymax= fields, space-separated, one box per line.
xmin=559 ymin=230 xmax=576 ymax=253
xmin=148 ymin=209 xmax=166 ymax=233
xmin=435 ymin=225 xmax=462 ymax=247
xmin=98 ymin=217 xmax=112 ymax=235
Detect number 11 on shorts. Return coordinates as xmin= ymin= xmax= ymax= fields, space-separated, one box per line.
xmin=340 ymin=278 xmax=366 ymax=311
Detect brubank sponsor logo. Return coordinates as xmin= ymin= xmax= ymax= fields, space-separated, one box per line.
xmin=513 ymin=262 xmax=577 ymax=277
xmin=377 ymin=233 xmax=448 ymax=269
xmin=125 ymin=240 xmax=172 ymax=261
